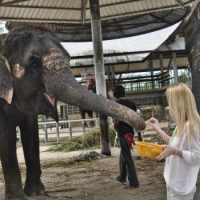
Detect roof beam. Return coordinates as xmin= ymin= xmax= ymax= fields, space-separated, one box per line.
xmin=70 ymin=50 xmax=187 ymax=60
xmin=91 ymin=0 xmax=148 ymax=9
xmin=0 ymin=17 xmax=81 ymax=23
xmin=0 ymin=0 xmax=30 ymax=6
xmin=84 ymin=5 xmax=189 ymax=22
xmin=81 ymin=0 xmax=89 ymax=24
xmin=174 ymin=0 xmax=185 ymax=7
xmin=0 ymin=4 xmax=80 ymax=10
xmin=150 ymin=10 xmax=173 ymax=25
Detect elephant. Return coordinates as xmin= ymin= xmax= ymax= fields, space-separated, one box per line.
xmin=0 ymin=23 xmax=145 ymax=200
xmin=185 ymin=20 xmax=200 ymax=113
xmin=79 ymin=107 xmax=95 ymax=127
xmin=79 ymin=80 xmax=114 ymax=127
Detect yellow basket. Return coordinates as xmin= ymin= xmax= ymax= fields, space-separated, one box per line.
xmin=135 ymin=141 xmax=164 ymax=158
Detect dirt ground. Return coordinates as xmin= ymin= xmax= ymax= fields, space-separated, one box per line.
xmin=0 ymin=144 xmax=200 ymax=200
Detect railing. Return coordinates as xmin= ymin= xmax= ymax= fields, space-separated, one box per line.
xmin=107 ymin=70 xmax=191 ymax=92
xmin=17 ymin=118 xmax=114 ymax=144
xmin=166 ymin=107 xmax=176 ymax=131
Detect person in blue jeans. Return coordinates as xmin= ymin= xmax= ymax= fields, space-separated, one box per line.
xmin=113 ymin=85 xmax=139 ymax=189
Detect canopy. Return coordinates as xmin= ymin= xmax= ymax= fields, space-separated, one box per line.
xmin=2 ymin=0 xmax=198 ymax=41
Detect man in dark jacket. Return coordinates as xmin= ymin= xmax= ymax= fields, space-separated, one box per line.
xmin=114 ymin=85 xmax=139 ymax=189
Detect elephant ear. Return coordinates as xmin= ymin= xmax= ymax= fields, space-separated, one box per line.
xmin=0 ymin=56 xmax=13 ymax=104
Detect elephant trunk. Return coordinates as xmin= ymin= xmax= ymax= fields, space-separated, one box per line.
xmin=42 ymin=51 xmax=146 ymax=131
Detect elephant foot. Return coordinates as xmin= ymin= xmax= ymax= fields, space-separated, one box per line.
xmin=5 ymin=192 xmax=28 ymax=200
xmin=24 ymin=180 xmax=45 ymax=196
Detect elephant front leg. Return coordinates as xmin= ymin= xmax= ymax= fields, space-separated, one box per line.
xmin=19 ymin=115 xmax=45 ymax=196
xmin=0 ymin=116 xmax=27 ymax=200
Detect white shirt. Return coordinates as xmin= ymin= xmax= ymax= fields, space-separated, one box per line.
xmin=164 ymin=126 xmax=200 ymax=195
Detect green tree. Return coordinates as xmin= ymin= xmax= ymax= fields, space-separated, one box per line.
xmin=0 ymin=21 xmax=6 ymax=33
xmin=178 ymin=71 xmax=189 ymax=83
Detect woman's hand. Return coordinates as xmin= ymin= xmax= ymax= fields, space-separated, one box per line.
xmin=147 ymin=117 xmax=160 ymax=132
xmin=147 ymin=118 xmax=171 ymax=144
xmin=156 ymin=145 xmax=176 ymax=160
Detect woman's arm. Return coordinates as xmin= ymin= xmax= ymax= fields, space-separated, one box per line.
xmin=182 ymin=140 xmax=200 ymax=165
xmin=148 ymin=117 xmax=171 ymax=144
xmin=156 ymin=145 xmax=183 ymax=160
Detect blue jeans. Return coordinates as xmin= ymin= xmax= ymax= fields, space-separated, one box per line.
xmin=118 ymin=136 xmax=139 ymax=187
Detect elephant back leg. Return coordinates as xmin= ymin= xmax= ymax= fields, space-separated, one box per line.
xmin=19 ymin=115 xmax=45 ymax=196
xmin=0 ymin=110 xmax=27 ymax=200
xmin=87 ymin=111 xmax=95 ymax=127
xmin=79 ymin=108 xmax=88 ymax=127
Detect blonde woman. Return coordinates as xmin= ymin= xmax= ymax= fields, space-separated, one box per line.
xmin=148 ymin=83 xmax=200 ymax=200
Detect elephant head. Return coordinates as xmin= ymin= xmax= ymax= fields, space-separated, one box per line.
xmin=185 ymin=20 xmax=200 ymax=113
xmin=0 ymin=23 xmax=145 ymax=131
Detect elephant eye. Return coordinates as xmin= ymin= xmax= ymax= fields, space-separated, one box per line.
xmin=29 ymin=59 xmax=41 ymax=68
xmin=32 ymin=62 xmax=39 ymax=67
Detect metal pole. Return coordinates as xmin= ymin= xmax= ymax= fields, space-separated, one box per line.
xmin=82 ymin=120 xmax=85 ymax=135
xmin=18 ymin=128 xmax=22 ymax=143
xmin=89 ymin=0 xmax=111 ymax=156
xmin=106 ymin=65 xmax=110 ymax=79
xmin=63 ymin=105 xmax=68 ymax=128
xmin=56 ymin=123 xmax=60 ymax=143
xmin=159 ymin=53 xmax=164 ymax=73
xmin=95 ymin=119 xmax=99 ymax=127
xmin=150 ymin=59 xmax=155 ymax=89
xmin=159 ymin=53 xmax=164 ymax=87
xmin=44 ymin=124 xmax=48 ymax=143
xmin=69 ymin=122 xmax=72 ymax=140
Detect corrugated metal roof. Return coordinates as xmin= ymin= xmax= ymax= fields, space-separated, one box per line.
xmin=70 ymin=56 xmax=189 ymax=77
xmin=68 ymin=36 xmax=188 ymax=77
xmin=157 ymin=37 xmax=186 ymax=51
xmin=62 ymin=23 xmax=180 ymax=57
xmin=2 ymin=0 xmax=199 ymax=41
xmin=0 ymin=0 xmax=196 ymax=23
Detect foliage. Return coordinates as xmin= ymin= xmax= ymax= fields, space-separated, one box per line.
xmin=178 ymin=71 xmax=190 ymax=83
xmin=0 ymin=21 xmax=5 ymax=33
xmin=46 ymin=126 xmax=116 ymax=152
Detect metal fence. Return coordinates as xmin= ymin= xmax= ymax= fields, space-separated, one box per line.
xmin=17 ymin=118 xmax=114 ymax=143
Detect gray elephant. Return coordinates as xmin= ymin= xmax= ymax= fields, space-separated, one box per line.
xmin=185 ymin=20 xmax=200 ymax=113
xmin=0 ymin=23 xmax=145 ymax=200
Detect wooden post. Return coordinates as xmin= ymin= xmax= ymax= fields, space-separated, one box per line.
xmin=89 ymin=0 xmax=111 ymax=156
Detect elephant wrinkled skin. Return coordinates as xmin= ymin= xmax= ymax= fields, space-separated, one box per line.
xmin=185 ymin=20 xmax=200 ymax=114
xmin=0 ymin=24 xmax=145 ymax=200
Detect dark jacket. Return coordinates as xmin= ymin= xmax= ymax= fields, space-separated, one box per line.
xmin=116 ymin=99 xmax=136 ymax=137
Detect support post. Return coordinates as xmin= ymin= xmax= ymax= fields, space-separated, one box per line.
xmin=69 ymin=122 xmax=72 ymax=140
xmin=159 ymin=53 xmax=164 ymax=86
xmin=172 ymin=52 xmax=178 ymax=84
xmin=82 ymin=120 xmax=85 ymax=135
xmin=89 ymin=0 xmax=111 ymax=156
xmin=56 ymin=123 xmax=60 ymax=143
xmin=150 ymin=59 xmax=155 ymax=89
xmin=63 ymin=105 xmax=68 ymax=128
xmin=106 ymin=65 xmax=110 ymax=79
xmin=111 ymin=65 xmax=115 ymax=85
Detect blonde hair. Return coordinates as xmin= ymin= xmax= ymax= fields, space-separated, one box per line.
xmin=166 ymin=83 xmax=200 ymax=141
